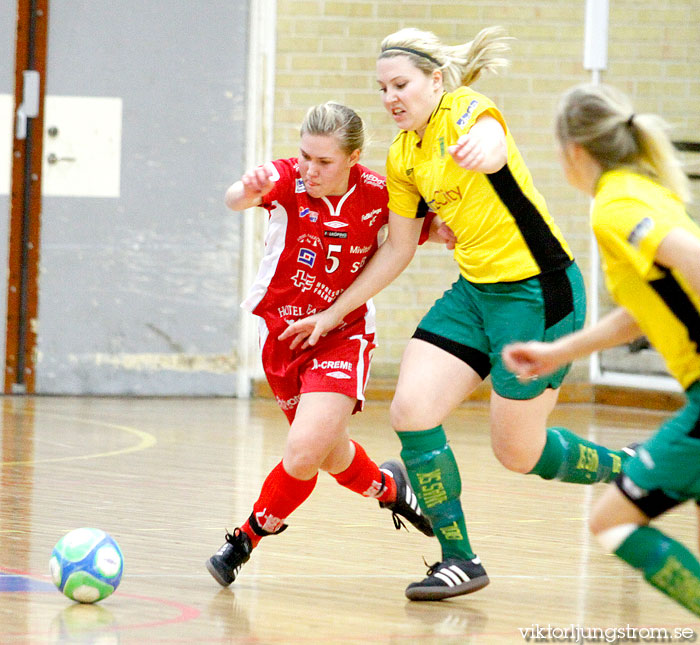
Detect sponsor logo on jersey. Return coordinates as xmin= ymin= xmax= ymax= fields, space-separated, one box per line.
xmin=627 ymin=216 xmax=654 ymax=248
xmin=437 ymin=137 xmax=446 ymax=157
xmin=324 ymin=220 xmax=348 ymax=229
xmin=350 ymin=244 xmax=373 ymax=254
xmin=299 ymin=207 xmax=319 ymax=222
xmin=311 ymin=358 xmax=353 ymax=371
xmin=361 ymin=208 xmax=382 ymax=221
xmin=351 ymin=257 xmax=368 ymax=273
xmin=278 ymin=304 xmax=317 ymax=318
xmin=276 ymin=394 xmax=301 ymax=411
xmin=297 ymin=233 xmax=322 ymax=247
xmin=324 ymin=230 xmax=348 ymax=239
xmin=313 ymin=282 xmax=343 ymax=303
xmin=327 ymin=371 xmax=352 ymax=379
xmin=426 ymin=185 xmax=463 ymax=211
xmin=297 ymin=248 xmax=316 ymax=268
xmin=361 ymin=172 xmax=386 ymax=188
xmin=295 ymin=178 xmax=306 ymax=193
xmin=292 ymin=269 xmax=316 ymax=292
xmin=456 ymin=100 xmax=479 ymax=127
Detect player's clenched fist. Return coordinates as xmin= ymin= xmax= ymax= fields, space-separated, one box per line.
xmin=240 ymin=165 xmax=276 ymax=199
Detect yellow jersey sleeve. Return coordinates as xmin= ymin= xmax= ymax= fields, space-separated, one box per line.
xmin=592 ymin=197 xmax=676 ymax=280
xmin=451 ymin=92 xmax=508 ymax=137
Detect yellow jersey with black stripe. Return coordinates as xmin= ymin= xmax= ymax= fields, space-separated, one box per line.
xmin=593 ymin=168 xmax=700 ymax=389
xmin=386 ymin=87 xmax=573 ymax=283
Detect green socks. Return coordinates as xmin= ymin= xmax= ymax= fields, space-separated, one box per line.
xmin=397 ymin=425 xmax=475 ymax=561
xmin=616 ymin=525 xmax=700 ymax=616
xmin=529 ymin=427 xmax=624 ymax=484
xmin=397 ymin=424 xmax=626 ymax=562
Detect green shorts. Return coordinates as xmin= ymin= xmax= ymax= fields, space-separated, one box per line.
xmin=413 ymin=262 xmax=586 ymax=400
xmin=618 ymin=380 xmax=700 ymax=517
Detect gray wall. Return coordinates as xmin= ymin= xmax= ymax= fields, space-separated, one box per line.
xmin=32 ymin=1 xmax=249 ymax=394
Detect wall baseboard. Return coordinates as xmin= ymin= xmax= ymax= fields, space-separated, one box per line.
xmin=252 ymin=378 xmax=685 ymax=411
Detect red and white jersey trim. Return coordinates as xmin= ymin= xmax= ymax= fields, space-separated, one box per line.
xmin=240 ymin=199 xmax=289 ymax=314
xmin=320 ymin=184 xmax=356 ymax=216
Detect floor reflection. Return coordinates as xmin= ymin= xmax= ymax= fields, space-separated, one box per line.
xmin=49 ymin=602 xmax=119 ymax=645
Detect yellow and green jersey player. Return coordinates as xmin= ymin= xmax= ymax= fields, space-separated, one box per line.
xmin=281 ymin=26 xmax=630 ymax=601
xmin=385 ymin=83 xmax=584 ymax=402
xmin=505 ymin=83 xmax=700 ymax=616
xmin=386 ymin=86 xmax=571 ymax=284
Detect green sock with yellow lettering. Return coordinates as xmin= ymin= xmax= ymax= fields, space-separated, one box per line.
xmin=616 ymin=525 xmax=700 ymax=616
xmin=529 ymin=427 xmax=624 ymax=484
xmin=397 ymin=425 xmax=475 ymax=561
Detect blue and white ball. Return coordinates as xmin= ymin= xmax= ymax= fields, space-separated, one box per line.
xmin=50 ymin=528 xmax=123 ymax=603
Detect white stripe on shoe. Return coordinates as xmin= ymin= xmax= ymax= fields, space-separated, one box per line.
xmin=433 ymin=563 xmax=474 ymax=587
xmin=435 ymin=571 xmax=457 ymax=586
xmin=406 ymin=488 xmax=420 ymax=512
xmin=448 ymin=565 xmax=471 ymax=583
xmin=443 ymin=568 xmax=463 ymax=585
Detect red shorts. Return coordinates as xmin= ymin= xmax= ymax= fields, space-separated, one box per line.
xmin=260 ymin=317 xmax=376 ymax=424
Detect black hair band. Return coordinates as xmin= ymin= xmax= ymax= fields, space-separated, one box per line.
xmin=381 ymin=46 xmax=440 ymax=66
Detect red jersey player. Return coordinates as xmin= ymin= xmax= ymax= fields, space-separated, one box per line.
xmin=206 ymin=102 xmax=437 ymax=588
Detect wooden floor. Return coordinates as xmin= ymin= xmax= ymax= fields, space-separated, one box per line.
xmin=1 ymin=395 xmax=698 ymax=644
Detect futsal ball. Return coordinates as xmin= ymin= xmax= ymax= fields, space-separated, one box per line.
xmin=50 ymin=528 xmax=124 ymax=603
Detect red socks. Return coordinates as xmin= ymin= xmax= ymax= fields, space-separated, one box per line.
xmin=240 ymin=442 xmax=395 ymax=548
xmin=242 ymin=461 xmax=317 ymax=547
xmin=330 ymin=440 xmax=396 ymax=503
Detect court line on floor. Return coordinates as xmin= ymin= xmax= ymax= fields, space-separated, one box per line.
xmin=1 ymin=412 xmax=157 ymax=466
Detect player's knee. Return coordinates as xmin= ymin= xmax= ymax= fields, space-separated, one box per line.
xmin=389 ymin=391 xmax=435 ymax=431
xmin=592 ymin=523 xmax=637 ymax=553
xmin=389 ymin=394 xmax=412 ymax=431
xmin=491 ymin=440 xmax=538 ymax=474
xmin=283 ymin=452 xmax=321 ymax=480
xmin=283 ymin=439 xmax=325 ymax=480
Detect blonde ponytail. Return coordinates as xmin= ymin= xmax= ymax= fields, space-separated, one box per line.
xmin=379 ymin=26 xmax=511 ymax=92
xmin=449 ymin=26 xmax=511 ymax=88
xmin=556 ymin=84 xmax=691 ymax=202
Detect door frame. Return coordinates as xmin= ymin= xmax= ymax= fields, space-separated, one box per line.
xmin=4 ymin=0 xmax=49 ymax=394
xmin=236 ymin=0 xmax=276 ymax=398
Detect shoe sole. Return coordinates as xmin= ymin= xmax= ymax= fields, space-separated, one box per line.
xmin=405 ymin=574 xmax=490 ymax=601
xmin=206 ymin=558 xmax=234 ymax=587
xmin=381 ymin=458 xmax=435 ymax=537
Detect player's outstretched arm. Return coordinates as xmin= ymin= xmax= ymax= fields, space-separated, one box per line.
xmin=279 ymin=212 xmax=423 ymax=349
xmin=225 ymin=164 xmax=277 ymax=211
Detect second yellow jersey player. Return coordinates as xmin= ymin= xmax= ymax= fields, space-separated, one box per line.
xmin=593 ymin=168 xmax=700 ymax=389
